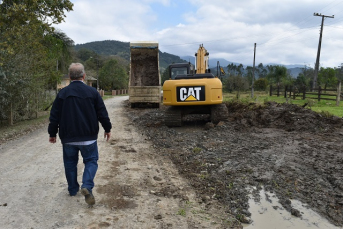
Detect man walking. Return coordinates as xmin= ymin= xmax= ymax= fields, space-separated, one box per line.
xmin=48 ymin=63 xmax=112 ymax=206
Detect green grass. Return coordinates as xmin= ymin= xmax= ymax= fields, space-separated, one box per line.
xmin=102 ymin=95 xmax=113 ymax=100
xmin=223 ymin=91 xmax=343 ymax=117
xmin=177 ymin=208 xmax=186 ymax=216
xmin=0 ymin=114 xmax=49 ymax=141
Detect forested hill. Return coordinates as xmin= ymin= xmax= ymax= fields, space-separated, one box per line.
xmin=74 ymin=40 xmax=186 ymax=69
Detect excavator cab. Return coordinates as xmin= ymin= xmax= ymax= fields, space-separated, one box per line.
xmin=169 ymin=63 xmax=192 ymax=79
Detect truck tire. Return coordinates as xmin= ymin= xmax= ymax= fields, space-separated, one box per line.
xmin=211 ymin=104 xmax=228 ymax=124
xmin=165 ymin=107 xmax=183 ymax=127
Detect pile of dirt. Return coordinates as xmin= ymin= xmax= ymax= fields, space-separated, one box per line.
xmin=226 ymin=101 xmax=343 ymax=132
xmin=126 ymin=101 xmax=343 ymax=227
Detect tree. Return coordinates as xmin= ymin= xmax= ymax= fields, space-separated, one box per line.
xmin=335 ymin=65 xmax=343 ymax=82
xmin=236 ymin=64 xmax=244 ymax=76
xmin=318 ymin=67 xmax=337 ymax=91
xmin=77 ymin=48 xmax=98 ymax=62
xmin=224 ymin=75 xmax=249 ymax=97
xmin=227 ymin=63 xmax=237 ymax=75
xmin=257 ymin=63 xmax=267 ymax=78
xmin=254 ymin=78 xmax=269 ymax=91
xmin=267 ymin=65 xmax=288 ymax=86
xmin=295 ymin=74 xmax=309 ymax=89
xmin=0 ymin=0 xmax=73 ymax=125
xmin=43 ymin=29 xmax=75 ymax=89
xmin=98 ymin=59 xmax=128 ymax=91
xmin=0 ymin=0 xmax=73 ymax=28
xmin=245 ymin=66 xmax=254 ymax=83
xmin=161 ymin=67 xmax=170 ymax=85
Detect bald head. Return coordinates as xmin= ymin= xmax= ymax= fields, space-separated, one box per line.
xmin=68 ymin=63 xmax=85 ymax=80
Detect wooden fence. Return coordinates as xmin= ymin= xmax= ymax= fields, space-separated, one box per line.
xmin=98 ymin=89 xmax=128 ymax=97
xmin=270 ymin=82 xmax=342 ymax=106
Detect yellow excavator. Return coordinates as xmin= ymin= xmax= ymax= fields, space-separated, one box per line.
xmin=163 ymin=44 xmax=228 ymax=126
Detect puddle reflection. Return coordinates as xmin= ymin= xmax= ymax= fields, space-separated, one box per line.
xmin=243 ymin=187 xmax=340 ymax=229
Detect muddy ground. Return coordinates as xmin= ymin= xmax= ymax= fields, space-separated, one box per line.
xmin=126 ymin=101 xmax=343 ymax=227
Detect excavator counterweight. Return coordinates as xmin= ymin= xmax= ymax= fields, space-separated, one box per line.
xmin=162 ymin=44 xmax=228 ymax=127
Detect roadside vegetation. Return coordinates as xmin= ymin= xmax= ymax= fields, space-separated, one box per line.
xmin=0 ymin=113 xmax=49 ymax=143
xmin=0 ymin=1 xmax=129 ymax=127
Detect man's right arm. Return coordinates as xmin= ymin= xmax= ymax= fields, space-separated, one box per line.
xmin=104 ymin=132 xmax=111 ymax=141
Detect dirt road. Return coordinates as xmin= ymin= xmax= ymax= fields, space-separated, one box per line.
xmin=0 ymin=96 xmax=239 ymax=229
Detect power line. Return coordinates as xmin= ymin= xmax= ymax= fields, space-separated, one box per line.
xmin=259 ymin=25 xmax=318 ymax=47
xmin=319 ymin=0 xmax=343 ymax=14
xmin=326 ymin=16 xmax=343 ymax=26
xmin=292 ymin=1 xmax=342 ymax=29
xmin=327 ymin=25 xmax=343 ymax=29
xmin=163 ymin=24 xmax=321 ymax=48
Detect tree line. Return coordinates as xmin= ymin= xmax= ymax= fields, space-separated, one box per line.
xmin=160 ymin=62 xmax=343 ymax=99
xmin=0 ymin=0 xmax=74 ymax=125
xmin=223 ymin=63 xmax=343 ymax=95
xmin=0 ymin=1 xmax=129 ymax=126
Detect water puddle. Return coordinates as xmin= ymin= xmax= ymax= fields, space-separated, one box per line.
xmin=243 ymin=188 xmax=340 ymax=229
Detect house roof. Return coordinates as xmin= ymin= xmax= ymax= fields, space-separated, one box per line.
xmin=85 ymin=75 xmax=97 ymax=81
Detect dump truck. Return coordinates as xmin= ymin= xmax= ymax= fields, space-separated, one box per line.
xmin=129 ymin=41 xmax=161 ymax=108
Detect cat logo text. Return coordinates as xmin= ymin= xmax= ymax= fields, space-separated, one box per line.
xmin=177 ymin=86 xmax=205 ymax=102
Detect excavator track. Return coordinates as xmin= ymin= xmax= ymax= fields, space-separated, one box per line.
xmin=211 ymin=104 xmax=229 ymax=124
xmin=164 ymin=107 xmax=183 ymax=127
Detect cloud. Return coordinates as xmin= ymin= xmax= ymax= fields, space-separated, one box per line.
xmin=58 ymin=0 xmax=157 ymax=43
xmin=55 ymin=0 xmax=343 ymax=67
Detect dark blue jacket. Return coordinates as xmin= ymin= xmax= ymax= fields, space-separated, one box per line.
xmin=48 ymin=81 xmax=112 ymax=144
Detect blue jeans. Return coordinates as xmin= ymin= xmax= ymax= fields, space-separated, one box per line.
xmin=62 ymin=141 xmax=98 ymax=195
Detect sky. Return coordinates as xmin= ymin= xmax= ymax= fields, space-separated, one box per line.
xmin=55 ymin=0 xmax=343 ymax=68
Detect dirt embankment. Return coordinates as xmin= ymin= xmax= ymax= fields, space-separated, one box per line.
xmin=126 ymin=101 xmax=343 ymax=227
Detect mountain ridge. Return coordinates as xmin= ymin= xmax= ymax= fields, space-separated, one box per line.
xmin=75 ymin=40 xmax=305 ymax=76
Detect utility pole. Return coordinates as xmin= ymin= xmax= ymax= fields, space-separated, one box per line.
xmin=251 ymin=43 xmax=256 ymax=98
xmin=312 ymin=13 xmax=334 ymax=90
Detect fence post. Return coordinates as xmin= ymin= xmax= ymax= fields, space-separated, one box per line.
xmin=336 ymin=81 xmax=341 ymax=106
xmin=270 ymin=85 xmax=273 ymax=96
xmin=293 ymin=87 xmax=296 ymax=100
xmin=289 ymin=86 xmax=292 ymax=98
xmin=284 ymin=86 xmax=287 ymax=98
xmin=277 ymin=85 xmax=280 ymax=97
xmin=302 ymin=86 xmax=306 ymax=100
xmin=8 ymin=103 xmax=13 ymax=126
xmin=318 ymin=86 xmax=321 ymax=101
